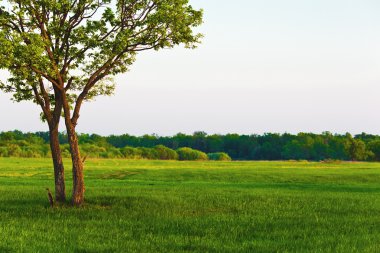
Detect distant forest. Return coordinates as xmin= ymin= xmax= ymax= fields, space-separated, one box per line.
xmin=1 ymin=130 xmax=380 ymax=161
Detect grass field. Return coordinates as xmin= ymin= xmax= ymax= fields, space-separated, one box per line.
xmin=0 ymin=158 xmax=379 ymax=252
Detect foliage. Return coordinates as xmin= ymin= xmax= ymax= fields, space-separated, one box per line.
xmin=0 ymin=0 xmax=203 ymax=109
xmin=347 ymin=137 xmax=372 ymax=161
xmin=137 ymin=147 xmax=159 ymax=160
xmin=4 ymin=130 xmax=380 ymax=161
xmin=177 ymin=147 xmax=208 ymax=161
xmin=207 ymin=152 xmax=232 ymax=161
xmin=154 ymin=145 xmax=178 ymax=160
xmin=367 ymin=140 xmax=380 ymax=161
xmin=120 ymin=146 xmax=142 ymax=159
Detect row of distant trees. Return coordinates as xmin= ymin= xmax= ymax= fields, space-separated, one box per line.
xmin=0 ymin=131 xmax=232 ymax=161
xmin=1 ymin=130 xmax=380 ymax=161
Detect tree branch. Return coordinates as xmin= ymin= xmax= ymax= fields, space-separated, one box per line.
xmin=31 ymin=85 xmax=52 ymax=122
xmin=38 ymin=77 xmax=51 ymax=110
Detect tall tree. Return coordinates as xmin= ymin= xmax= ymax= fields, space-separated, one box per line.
xmin=0 ymin=0 xmax=203 ymax=206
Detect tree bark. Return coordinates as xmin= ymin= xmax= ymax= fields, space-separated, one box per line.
xmin=67 ymin=125 xmax=85 ymax=206
xmin=49 ymin=124 xmax=66 ymax=202
xmin=61 ymin=88 xmax=85 ymax=206
xmin=45 ymin=88 xmax=66 ymax=203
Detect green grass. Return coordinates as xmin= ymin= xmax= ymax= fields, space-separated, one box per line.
xmin=0 ymin=158 xmax=380 ymax=252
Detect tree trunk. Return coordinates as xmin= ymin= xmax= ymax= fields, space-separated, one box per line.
xmin=67 ymin=125 xmax=85 ymax=206
xmin=49 ymin=125 xmax=66 ymax=202
xmin=45 ymin=89 xmax=66 ymax=203
xmin=61 ymin=89 xmax=85 ymax=206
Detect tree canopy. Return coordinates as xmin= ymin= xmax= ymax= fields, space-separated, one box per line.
xmin=0 ymin=0 xmax=202 ymax=117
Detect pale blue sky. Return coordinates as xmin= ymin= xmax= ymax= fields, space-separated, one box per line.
xmin=0 ymin=0 xmax=380 ymax=135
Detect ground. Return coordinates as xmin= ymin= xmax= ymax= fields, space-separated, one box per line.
xmin=0 ymin=158 xmax=379 ymax=252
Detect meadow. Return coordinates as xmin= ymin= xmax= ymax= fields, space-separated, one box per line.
xmin=0 ymin=158 xmax=379 ymax=252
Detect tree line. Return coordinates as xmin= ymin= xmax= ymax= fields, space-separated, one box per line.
xmin=0 ymin=130 xmax=231 ymax=161
xmin=1 ymin=130 xmax=380 ymax=161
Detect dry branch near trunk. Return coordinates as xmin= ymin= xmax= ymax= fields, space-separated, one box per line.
xmin=46 ymin=188 xmax=54 ymax=207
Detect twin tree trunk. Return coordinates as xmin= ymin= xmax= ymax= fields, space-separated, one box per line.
xmin=47 ymin=91 xmax=85 ymax=206
xmin=48 ymin=121 xmax=85 ymax=206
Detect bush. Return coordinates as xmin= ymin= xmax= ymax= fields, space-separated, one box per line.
xmin=99 ymin=147 xmax=123 ymax=159
xmin=154 ymin=145 xmax=178 ymax=160
xmin=7 ymin=144 xmax=22 ymax=157
xmin=177 ymin=147 xmax=208 ymax=161
xmin=21 ymin=146 xmax=44 ymax=158
xmin=0 ymin=147 xmax=8 ymax=157
xmin=120 ymin=146 xmax=142 ymax=159
xmin=138 ymin=147 xmax=159 ymax=160
xmin=207 ymin=152 xmax=232 ymax=161
xmin=60 ymin=144 xmax=71 ymax=158
xmin=80 ymin=144 xmax=107 ymax=158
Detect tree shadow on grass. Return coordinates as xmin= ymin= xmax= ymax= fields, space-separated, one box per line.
xmin=75 ymin=248 xmax=116 ymax=253
xmin=0 ymin=198 xmax=47 ymax=211
xmin=99 ymin=170 xmax=141 ymax=180
xmin=0 ymin=193 xmax=163 ymax=217
xmin=0 ymin=246 xmax=12 ymax=253
xmin=85 ymin=195 xmax=162 ymax=210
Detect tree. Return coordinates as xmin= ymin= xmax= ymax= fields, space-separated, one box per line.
xmin=0 ymin=0 xmax=203 ymax=206
xmin=367 ymin=140 xmax=380 ymax=161
xmin=347 ymin=138 xmax=370 ymax=161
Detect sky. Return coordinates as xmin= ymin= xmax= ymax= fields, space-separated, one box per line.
xmin=0 ymin=0 xmax=380 ymax=136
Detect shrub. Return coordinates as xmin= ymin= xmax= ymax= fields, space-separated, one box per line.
xmin=60 ymin=144 xmax=72 ymax=158
xmin=21 ymin=145 xmax=45 ymax=158
xmin=0 ymin=147 xmax=8 ymax=157
xmin=7 ymin=144 xmax=22 ymax=157
xmin=177 ymin=147 xmax=208 ymax=161
xmin=120 ymin=146 xmax=142 ymax=159
xmin=99 ymin=147 xmax=123 ymax=159
xmin=80 ymin=144 xmax=107 ymax=158
xmin=138 ymin=147 xmax=159 ymax=160
xmin=154 ymin=145 xmax=178 ymax=160
xmin=207 ymin=152 xmax=232 ymax=161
